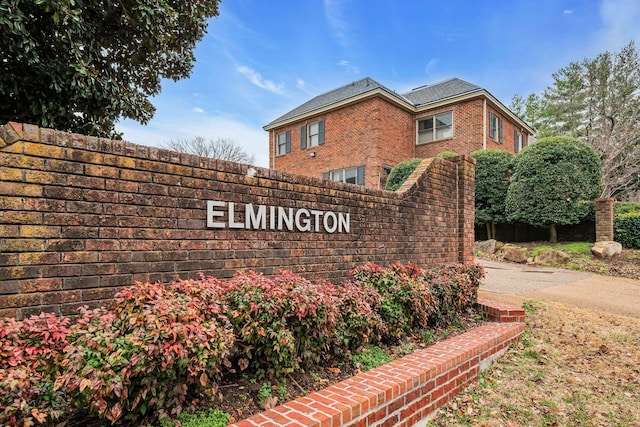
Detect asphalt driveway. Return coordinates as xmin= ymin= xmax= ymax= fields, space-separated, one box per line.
xmin=478 ymin=258 xmax=640 ymax=319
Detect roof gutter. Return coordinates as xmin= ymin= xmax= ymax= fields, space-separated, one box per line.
xmin=264 ymin=89 xmax=535 ymax=136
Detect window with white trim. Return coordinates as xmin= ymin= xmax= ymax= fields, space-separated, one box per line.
xmin=300 ymin=120 xmax=325 ymax=149
xmin=323 ymin=165 xmax=365 ymax=185
xmin=277 ymin=130 xmax=291 ymax=155
xmin=489 ymin=111 xmax=503 ymax=143
xmin=417 ymin=112 xmax=452 ymax=144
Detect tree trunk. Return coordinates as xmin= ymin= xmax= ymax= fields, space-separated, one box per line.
xmin=486 ymin=223 xmax=492 ymax=240
xmin=549 ymin=224 xmax=558 ymax=244
xmin=491 ymin=222 xmax=497 ymax=241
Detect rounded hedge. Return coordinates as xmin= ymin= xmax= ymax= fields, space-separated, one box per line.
xmin=506 ymin=136 xmax=601 ymax=228
xmin=385 ymin=158 xmax=422 ymax=191
xmin=470 ymin=149 xmax=514 ymax=225
xmin=436 ymin=151 xmax=459 ymax=159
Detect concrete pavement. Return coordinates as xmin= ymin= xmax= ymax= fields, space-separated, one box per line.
xmin=477 ymin=258 xmax=640 ymax=319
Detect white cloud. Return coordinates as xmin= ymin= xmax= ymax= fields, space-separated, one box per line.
xmin=193 ymin=107 xmax=205 ymax=113
xmin=324 ymin=0 xmax=350 ymax=47
xmin=116 ymin=114 xmax=270 ymax=168
xmin=235 ymin=65 xmax=286 ymax=96
xmin=563 ymin=9 xmax=573 ymax=14
xmin=339 ymin=60 xmax=360 ymax=74
xmin=424 ymin=59 xmax=439 ymax=77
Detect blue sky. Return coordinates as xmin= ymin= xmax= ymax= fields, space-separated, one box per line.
xmin=115 ymin=0 xmax=640 ymax=168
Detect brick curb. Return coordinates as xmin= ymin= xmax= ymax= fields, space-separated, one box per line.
xmin=230 ymin=299 xmax=525 ymax=427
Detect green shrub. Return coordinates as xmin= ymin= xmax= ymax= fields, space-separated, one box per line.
xmin=614 ymin=212 xmax=640 ymax=248
xmin=614 ymin=201 xmax=640 ymax=215
xmin=0 ymin=313 xmax=71 ymax=426
xmin=506 ymin=136 xmax=601 ymax=242
xmin=220 ymin=270 xmax=339 ymax=378
xmin=56 ymin=280 xmax=235 ymax=424
xmin=436 ymin=151 xmax=459 ymax=159
xmin=385 ymin=158 xmax=422 ymax=191
xmin=470 ymin=149 xmax=515 ymax=238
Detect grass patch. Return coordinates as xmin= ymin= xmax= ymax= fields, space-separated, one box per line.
xmin=349 ymin=345 xmax=395 ymax=371
xmin=168 ymin=408 xmax=230 ymax=427
xmin=530 ymin=242 xmax=593 ymax=257
xmin=521 ymin=299 xmax=538 ymax=314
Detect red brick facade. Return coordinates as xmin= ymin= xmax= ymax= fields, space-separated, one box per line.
xmin=1 ymin=122 xmax=475 ymax=319
xmin=269 ymin=97 xmax=415 ymax=188
xmin=269 ymin=89 xmax=531 ymax=190
xmin=595 ymin=198 xmax=614 ymax=241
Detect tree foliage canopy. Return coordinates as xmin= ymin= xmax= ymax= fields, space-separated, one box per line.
xmin=165 ymin=137 xmax=255 ymax=164
xmin=470 ymin=149 xmax=514 ymax=227
xmin=510 ymin=41 xmax=640 ymax=199
xmin=505 ymin=137 xmax=601 ymax=239
xmin=0 ymin=0 xmax=220 ymax=137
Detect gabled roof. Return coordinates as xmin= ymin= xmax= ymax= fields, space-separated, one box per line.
xmin=265 ymin=77 xmax=410 ymax=128
xmin=402 ymin=78 xmax=482 ymax=106
xmin=264 ymin=76 xmax=533 ymax=134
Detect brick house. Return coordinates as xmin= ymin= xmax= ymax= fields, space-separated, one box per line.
xmin=264 ymin=77 xmax=534 ymax=189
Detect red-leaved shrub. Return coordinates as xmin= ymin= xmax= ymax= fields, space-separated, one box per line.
xmin=350 ymin=262 xmax=437 ymax=342
xmin=220 ymin=270 xmax=339 ymax=378
xmin=55 ymin=280 xmax=235 ymax=424
xmin=424 ymin=263 xmax=484 ymax=326
xmin=332 ymin=281 xmax=384 ymax=353
xmin=1 ymin=312 xmax=71 ymax=426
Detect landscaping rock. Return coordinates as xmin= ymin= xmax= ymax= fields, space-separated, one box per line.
xmin=591 ymin=241 xmax=622 ymax=259
xmin=501 ymin=244 xmax=528 ymax=263
xmin=533 ymin=248 xmax=570 ymax=266
xmin=475 ymin=239 xmax=498 ymax=254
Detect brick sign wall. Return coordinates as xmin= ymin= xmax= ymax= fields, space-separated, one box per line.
xmin=0 ymin=122 xmax=475 ymax=319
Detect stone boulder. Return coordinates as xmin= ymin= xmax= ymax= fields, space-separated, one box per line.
xmin=591 ymin=241 xmax=622 ymax=259
xmin=475 ymin=239 xmax=498 ymax=254
xmin=501 ymin=244 xmax=529 ymax=263
xmin=533 ymin=248 xmax=570 ymax=266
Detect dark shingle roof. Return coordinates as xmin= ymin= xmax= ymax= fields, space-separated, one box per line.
xmin=402 ymin=78 xmax=482 ymax=106
xmin=265 ymin=77 xmax=484 ymax=128
xmin=266 ymin=77 xmax=408 ymax=127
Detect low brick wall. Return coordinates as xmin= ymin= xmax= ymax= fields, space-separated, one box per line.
xmin=231 ymin=299 xmax=525 ymax=427
xmin=0 ymin=122 xmax=475 ymax=319
xmin=475 ymin=297 xmax=526 ymax=323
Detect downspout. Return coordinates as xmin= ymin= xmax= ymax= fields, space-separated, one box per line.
xmin=269 ymin=130 xmax=274 ymax=169
xmin=482 ymin=99 xmax=487 ymax=150
xmin=456 ymin=163 xmax=460 ymax=262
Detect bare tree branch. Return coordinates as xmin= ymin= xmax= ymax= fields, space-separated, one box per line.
xmin=165 ymin=137 xmax=255 ymax=164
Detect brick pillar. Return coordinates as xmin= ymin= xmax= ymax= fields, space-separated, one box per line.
xmin=595 ymin=198 xmax=614 ymax=242
xmin=454 ymin=155 xmax=476 ymax=263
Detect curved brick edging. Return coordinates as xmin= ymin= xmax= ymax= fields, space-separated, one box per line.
xmin=475 ymin=297 xmax=525 ymax=323
xmin=230 ymin=300 xmax=525 ymax=427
